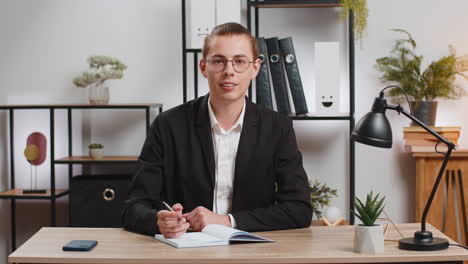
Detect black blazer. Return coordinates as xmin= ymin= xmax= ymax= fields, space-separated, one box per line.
xmin=122 ymin=95 xmax=312 ymax=235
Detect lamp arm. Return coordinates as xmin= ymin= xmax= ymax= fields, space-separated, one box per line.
xmin=387 ymin=105 xmax=455 ymax=147
xmin=387 ymin=105 xmax=455 ymax=232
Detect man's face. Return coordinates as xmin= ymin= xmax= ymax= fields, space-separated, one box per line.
xmin=200 ymin=35 xmax=260 ymax=104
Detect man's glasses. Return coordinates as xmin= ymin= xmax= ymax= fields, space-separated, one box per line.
xmin=205 ymin=56 xmax=254 ymax=73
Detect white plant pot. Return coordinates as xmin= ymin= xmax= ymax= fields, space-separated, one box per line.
xmin=354 ymin=225 xmax=384 ymax=254
xmin=89 ymin=82 xmax=110 ymax=105
xmin=89 ymin=148 xmax=104 ymax=159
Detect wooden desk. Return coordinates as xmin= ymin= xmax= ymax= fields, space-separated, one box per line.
xmin=414 ymin=150 xmax=468 ymax=245
xmin=8 ymin=224 xmax=468 ymax=264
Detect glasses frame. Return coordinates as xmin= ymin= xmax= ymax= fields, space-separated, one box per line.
xmin=204 ymin=56 xmax=255 ymax=73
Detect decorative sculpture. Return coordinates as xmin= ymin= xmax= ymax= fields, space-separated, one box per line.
xmin=23 ymin=132 xmax=47 ymax=194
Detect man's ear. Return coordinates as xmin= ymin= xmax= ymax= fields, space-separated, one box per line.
xmin=251 ymin=58 xmax=261 ymax=79
xmin=200 ymin=59 xmax=207 ymax=78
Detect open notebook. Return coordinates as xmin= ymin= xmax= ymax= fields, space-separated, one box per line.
xmin=154 ymin=224 xmax=274 ymax=248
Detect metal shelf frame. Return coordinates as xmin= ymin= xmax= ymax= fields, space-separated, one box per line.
xmin=1 ymin=103 xmax=163 ymax=251
xmin=246 ymin=0 xmax=356 ymax=224
xmin=54 ymin=157 xmax=138 ymax=165
xmin=249 ymin=0 xmax=341 ymax=8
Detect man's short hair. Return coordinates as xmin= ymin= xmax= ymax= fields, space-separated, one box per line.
xmin=202 ymin=22 xmax=259 ymax=60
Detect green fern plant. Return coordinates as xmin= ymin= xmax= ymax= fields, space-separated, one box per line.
xmin=375 ymin=29 xmax=468 ymax=103
xmin=354 ymin=191 xmax=385 ymax=226
xmin=309 ymin=180 xmax=338 ymax=220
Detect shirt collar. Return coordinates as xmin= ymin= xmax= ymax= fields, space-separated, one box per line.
xmin=207 ymin=96 xmax=246 ymax=132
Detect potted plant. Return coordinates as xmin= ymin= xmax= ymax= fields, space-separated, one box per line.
xmin=375 ymin=29 xmax=468 ymax=126
xmin=309 ymin=179 xmax=338 ymax=221
xmin=88 ymin=143 xmax=104 ymax=159
xmin=73 ymin=56 xmax=127 ymax=105
xmin=354 ymin=191 xmax=385 ymax=254
xmin=340 ymin=0 xmax=368 ymax=45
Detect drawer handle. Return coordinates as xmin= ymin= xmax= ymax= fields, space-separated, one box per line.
xmin=102 ymin=188 xmax=115 ymax=202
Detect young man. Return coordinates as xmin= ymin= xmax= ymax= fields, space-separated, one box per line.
xmin=122 ymin=23 xmax=311 ymax=238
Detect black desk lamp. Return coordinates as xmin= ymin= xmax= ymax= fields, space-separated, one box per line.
xmin=351 ymin=85 xmax=456 ymax=251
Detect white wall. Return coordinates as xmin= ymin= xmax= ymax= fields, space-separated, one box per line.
xmin=1 ymin=0 xmax=468 ymax=263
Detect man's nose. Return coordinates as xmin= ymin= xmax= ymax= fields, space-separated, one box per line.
xmin=223 ymin=61 xmax=235 ymax=75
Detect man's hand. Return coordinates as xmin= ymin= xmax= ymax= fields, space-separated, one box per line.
xmin=157 ymin=203 xmax=190 ymax=238
xmin=183 ymin=206 xmax=231 ymax=231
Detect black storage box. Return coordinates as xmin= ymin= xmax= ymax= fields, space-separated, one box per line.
xmin=70 ymin=175 xmax=131 ymax=227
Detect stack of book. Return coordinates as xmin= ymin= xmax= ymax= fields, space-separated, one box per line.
xmin=403 ymin=126 xmax=461 ymax=152
xmin=255 ymin=37 xmax=308 ymax=116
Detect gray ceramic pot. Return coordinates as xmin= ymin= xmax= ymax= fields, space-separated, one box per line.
xmin=410 ymin=101 xmax=438 ymax=126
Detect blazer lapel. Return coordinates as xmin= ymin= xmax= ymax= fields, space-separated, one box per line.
xmin=232 ymin=99 xmax=258 ymax=210
xmin=194 ymin=95 xmax=216 ymax=189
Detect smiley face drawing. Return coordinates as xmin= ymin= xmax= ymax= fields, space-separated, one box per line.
xmin=321 ymin=95 xmax=334 ymax=108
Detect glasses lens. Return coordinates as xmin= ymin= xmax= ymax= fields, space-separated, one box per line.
xmin=209 ymin=57 xmax=227 ymax=72
xmin=233 ymin=57 xmax=250 ymax=72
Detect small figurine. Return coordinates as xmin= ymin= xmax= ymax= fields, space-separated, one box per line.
xmin=23 ymin=132 xmax=47 ymax=194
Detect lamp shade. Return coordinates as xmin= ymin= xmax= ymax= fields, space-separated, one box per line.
xmin=351 ymin=98 xmax=393 ymax=148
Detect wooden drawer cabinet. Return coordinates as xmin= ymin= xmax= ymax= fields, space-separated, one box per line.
xmin=414 ymin=150 xmax=468 ymax=245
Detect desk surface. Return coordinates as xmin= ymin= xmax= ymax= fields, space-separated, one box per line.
xmin=8 ymin=223 xmax=468 ymax=264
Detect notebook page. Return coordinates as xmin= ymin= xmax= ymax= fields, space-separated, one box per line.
xmin=202 ymin=224 xmax=239 ymax=240
xmin=155 ymin=232 xmax=225 ymax=247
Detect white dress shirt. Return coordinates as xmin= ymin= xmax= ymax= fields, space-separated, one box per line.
xmin=207 ymin=97 xmax=245 ymax=228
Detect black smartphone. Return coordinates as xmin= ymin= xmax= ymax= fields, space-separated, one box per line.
xmin=62 ymin=240 xmax=97 ymax=251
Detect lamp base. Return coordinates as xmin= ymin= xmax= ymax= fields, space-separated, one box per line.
xmin=398 ymin=231 xmax=449 ymax=251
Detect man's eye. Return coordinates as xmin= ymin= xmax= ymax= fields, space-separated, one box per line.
xmin=235 ymin=59 xmax=248 ymax=65
xmin=212 ymin=59 xmax=225 ymax=64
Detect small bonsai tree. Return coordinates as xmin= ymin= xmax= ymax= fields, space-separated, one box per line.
xmin=309 ymin=179 xmax=338 ymax=220
xmin=88 ymin=143 xmax=103 ymax=149
xmin=73 ymin=56 xmax=127 ymax=88
xmin=354 ymin=191 xmax=385 ymax=226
